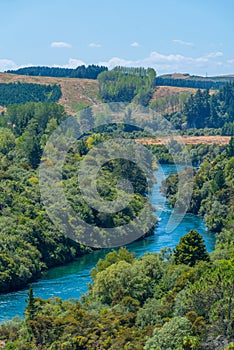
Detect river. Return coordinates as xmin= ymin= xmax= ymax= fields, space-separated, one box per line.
xmin=0 ymin=164 xmax=215 ymax=322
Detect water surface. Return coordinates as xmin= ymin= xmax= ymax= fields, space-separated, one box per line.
xmin=0 ymin=164 xmax=215 ymax=322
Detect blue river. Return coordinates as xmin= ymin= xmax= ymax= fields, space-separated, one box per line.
xmin=0 ymin=164 xmax=215 ymax=322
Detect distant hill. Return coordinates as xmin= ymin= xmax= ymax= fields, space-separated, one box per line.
xmin=1 ymin=69 xmax=234 ymax=116
xmin=8 ymin=65 xmax=234 ymax=90
xmin=6 ymin=65 xmax=107 ymax=80
xmin=156 ymin=73 xmax=234 ymax=89
xmin=0 ymin=70 xmax=194 ymax=116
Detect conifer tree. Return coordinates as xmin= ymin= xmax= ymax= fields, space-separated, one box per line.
xmin=174 ymin=230 xmax=210 ymax=266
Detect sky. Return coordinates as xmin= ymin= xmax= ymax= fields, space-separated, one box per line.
xmin=0 ymin=0 xmax=234 ymax=76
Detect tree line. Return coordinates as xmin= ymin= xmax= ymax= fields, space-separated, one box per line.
xmin=183 ymin=83 xmax=234 ymax=129
xmin=156 ymin=75 xmax=234 ymax=90
xmin=6 ymin=65 xmax=108 ymax=79
xmin=150 ymin=83 xmax=234 ymax=132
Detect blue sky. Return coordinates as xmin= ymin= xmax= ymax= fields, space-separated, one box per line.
xmin=1 ymin=0 xmax=234 ymax=76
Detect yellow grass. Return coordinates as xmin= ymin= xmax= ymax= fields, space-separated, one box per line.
xmin=0 ymin=72 xmax=100 ymax=114
xmin=136 ymin=136 xmax=231 ymax=146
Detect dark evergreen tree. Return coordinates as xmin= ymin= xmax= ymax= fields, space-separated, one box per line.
xmin=209 ymin=94 xmax=220 ymax=128
xmin=184 ymin=89 xmax=210 ymax=128
xmin=174 ymin=230 xmax=210 ymax=266
xmin=25 ymin=286 xmax=36 ymax=321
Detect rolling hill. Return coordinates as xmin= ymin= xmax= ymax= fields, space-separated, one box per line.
xmin=0 ymin=72 xmax=199 ymax=116
xmin=0 ymin=70 xmax=233 ymax=117
xmin=0 ymin=72 xmax=100 ymax=114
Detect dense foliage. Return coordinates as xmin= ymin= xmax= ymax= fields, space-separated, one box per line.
xmin=222 ymin=121 xmax=234 ymax=136
xmin=150 ymin=91 xmax=190 ymax=116
xmin=184 ymin=84 xmax=234 ymax=129
xmin=0 ymin=72 xmax=233 ymax=349
xmin=1 ymin=235 xmax=233 ymax=349
xmin=0 ymin=83 xmax=61 ymax=106
xmin=0 ymin=102 xmax=156 ymax=293
xmin=156 ymin=74 xmax=234 ymax=90
xmin=0 ymin=103 xmax=93 ymax=292
xmin=150 ymin=82 xmax=234 ymax=132
xmin=148 ymin=142 xmax=225 ymax=166
xmin=161 ymin=137 xmax=234 ymax=237
xmin=6 ymin=65 xmax=108 ymax=79
xmin=98 ymin=67 xmax=156 ymax=105
xmin=174 ymin=230 xmax=210 ymax=266
xmin=0 ymin=140 xmax=233 ymax=348
xmin=0 ymin=139 xmax=233 ymax=349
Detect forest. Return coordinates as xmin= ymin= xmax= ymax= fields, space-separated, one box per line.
xmin=151 ymin=83 xmax=234 ymax=132
xmin=0 ymin=102 xmax=156 ymax=293
xmin=97 ymin=67 xmax=156 ymax=105
xmin=95 ymin=67 xmax=234 ymax=132
xmin=155 ymin=75 xmax=234 ymax=90
xmin=0 ymin=83 xmax=61 ymax=106
xmin=0 ymin=135 xmax=233 ymax=349
xmin=183 ymin=84 xmax=234 ymax=129
xmin=161 ymin=137 xmax=234 ymax=234
xmin=0 ymin=101 xmax=233 ymax=348
xmin=6 ymin=65 xmax=108 ymax=80
xmin=0 ymin=67 xmax=233 ymax=349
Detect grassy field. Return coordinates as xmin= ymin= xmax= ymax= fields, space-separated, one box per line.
xmin=151 ymin=85 xmax=198 ymax=100
xmin=0 ymin=72 xmax=100 ymax=114
xmin=136 ymin=135 xmax=231 ymax=145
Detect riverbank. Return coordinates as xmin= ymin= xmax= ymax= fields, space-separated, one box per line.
xmin=0 ymin=164 xmax=215 ymax=322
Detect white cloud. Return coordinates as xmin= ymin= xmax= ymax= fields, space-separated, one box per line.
xmin=89 ymin=43 xmax=101 ymax=48
xmin=0 ymin=58 xmax=86 ymax=72
xmin=54 ymin=58 xmax=86 ymax=68
xmin=99 ymin=56 xmax=134 ymax=68
xmin=99 ymin=51 xmax=226 ymax=75
xmin=51 ymin=41 xmax=72 ymax=48
xmin=131 ymin=42 xmax=140 ymax=47
xmin=173 ymin=39 xmax=194 ymax=47
xmin=0 ymin=59 xmax=18 ymax=72
xmin=0 ymin=51 xmax=227 ymax=76
xmin=207 ymin=51 xmax=223 ymax=58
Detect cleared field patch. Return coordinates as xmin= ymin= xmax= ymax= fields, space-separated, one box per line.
xmin=0 ymin=73 xmax=100 ymax=114
xmin=150 ymin=86 xmax=217 ymax=114
xmin=152 ymin=86 xmax=198 ymax=100
xmin=150 ymin=86 xmax=197 ymax=114
xmin=136 ymin=135 xmax=231 ymax=146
